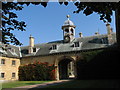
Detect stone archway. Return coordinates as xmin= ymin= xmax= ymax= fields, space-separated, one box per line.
xmin=57 ymin=56 xmax=76 ymax=80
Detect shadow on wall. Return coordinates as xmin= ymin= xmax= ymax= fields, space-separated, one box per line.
xmin=76 ymin=47 xmax=120 ymax=80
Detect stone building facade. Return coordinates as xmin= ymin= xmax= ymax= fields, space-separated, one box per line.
xmin=0 ymin=44 xmax=21 ymax=81
xmin=0 ymin=15 xmax=116 ymax=81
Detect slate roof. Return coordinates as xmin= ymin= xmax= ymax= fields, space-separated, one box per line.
xmin=0 ymin=43 xmax=21 ymax=58
xmin=0 ymin=33 xmax=116 ymax=58
xmin=20 ymin=33 xmax=116 ymax=57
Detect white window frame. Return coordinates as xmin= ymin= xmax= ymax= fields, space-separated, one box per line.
xmin=52 ymin=45 xmax=57 ymax=50
xmin=73 ymin=42 xmax=82 ymax=50
xmin=74 ymin=42 xmax=80 ymax=47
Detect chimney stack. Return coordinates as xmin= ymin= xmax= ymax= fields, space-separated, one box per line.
xmin=106 ymin=22 xmax=114 ymax=44
xmin=95 ymin=32 xmax=99 ymax=35
xmin=79 ymin=32 xmax=83 ymax=37
xmin=29 ymin=35 xmax=34 ymax=54
xmin=106 ymin=22 xmax=112 ymax=35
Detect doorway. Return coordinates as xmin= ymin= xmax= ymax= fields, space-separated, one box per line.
xmin=58 ymin=59 xmax=75 ymax=79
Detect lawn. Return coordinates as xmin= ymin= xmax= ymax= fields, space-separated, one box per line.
xmin=1 ymin=79 xmax=120 ymax=89
xmin=2 ymin=80 xmax=50 ymax=88
xmin=45 ymin=79 xmax=120 ymax=88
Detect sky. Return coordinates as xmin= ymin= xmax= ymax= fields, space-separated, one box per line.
xmin=12 ymin=2 xmax=116 ymax=46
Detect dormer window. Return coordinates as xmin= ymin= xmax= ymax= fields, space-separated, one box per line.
xmin=74 ymin=42 xmax=79 ymax=47
xmin=33 ymin=48 xmax=36 ymax=52
xmin=21 ymin=49 xmax=29 ymax=54
xmin=52 ymin=45 xmax=57 ymax=50
xmin=100 ymin=38 xmax=108 ymax=44
xmin=11 ymin=48 xmax=15 ymax=53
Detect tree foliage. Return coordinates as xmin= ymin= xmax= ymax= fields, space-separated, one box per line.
xmin=73 ymin=2 xmax=120 ymax=23
xmin=76 ymin=48 xmax=120 ymax=79
xmin=2 ymin=2 xmax=26 ymax=45
xmin=2 ymin=2 xmax=49 ymax=45
xmin=1 ymin=1 xmax=120 ymax=46
xmin=2 ymin=1 xmax=71 ymax=45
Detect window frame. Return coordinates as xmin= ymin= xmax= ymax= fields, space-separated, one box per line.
xmin=12 ymin=72 xmax=16 ymax=78
xmin=74 ymin=42 xmax=80 ymax=47
xmin=33 ymin=48 xmax=36 ymax=52
xmin=1 ymin=59 xmax=5 ymax=65
xmin=12 ymin=60 xmax=16 ymax=66
xmin=1 ymin=73 xmax=5 ymax=78
xmin=52 ymin=45 xmax=57 ymax=50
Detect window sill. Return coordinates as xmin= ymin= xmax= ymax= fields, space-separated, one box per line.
xmin=0 ymin=64 xmax=6 ymax=66
xmin=11 ymin=77 xmax=16 ymax=79
xmin=11 ymin=65 xmax=16 ymax=66
xmin=0 ymin=78 xmax=5 ymax=79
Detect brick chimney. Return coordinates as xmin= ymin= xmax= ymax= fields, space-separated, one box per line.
xmin=106 ymin=22 xmax=112 ymax=35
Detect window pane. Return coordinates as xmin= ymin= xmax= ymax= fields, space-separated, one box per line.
xmin=52 ymin=45 xmax=57 ymax=50
xmin=1 ymin=59 xmax=5 ymax=64
xmin=33 ymin=48 xmax=36 ymax=52
xmin=12 ymin=60 xmax=16 ymax=65
xmin=11 ymin=48 xmax=15 ymax=53
xmin=74 ymin=42 xmax=79 ymax=47
xmin=1 ymin=73 xmax=5 ymax=78
xmin=12 ymin=73 xmax=15 ymax=78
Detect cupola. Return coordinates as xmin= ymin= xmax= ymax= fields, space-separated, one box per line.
xmin=62 ymin=15 xmax=76 ymax=43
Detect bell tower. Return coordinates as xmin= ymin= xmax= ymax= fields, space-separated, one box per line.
xmin=62 ymin=15 xmax=76 ymax=43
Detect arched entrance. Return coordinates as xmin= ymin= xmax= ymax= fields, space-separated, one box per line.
xmin=58 ymin=58 xmax=75 ymax=80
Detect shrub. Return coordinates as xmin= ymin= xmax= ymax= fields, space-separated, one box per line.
xmin=18 ymin=61 xmax=56 ymax=81
xmin=76 ymin=48 xmax=120 ymax=79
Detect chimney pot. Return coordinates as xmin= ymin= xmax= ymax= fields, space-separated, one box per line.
xmin=79 ymin=32 xmax=83 ymax=37
xmin=95 ymin=32 xmax=99 ymax=35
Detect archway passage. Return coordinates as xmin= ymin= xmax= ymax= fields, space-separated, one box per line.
xmin=58 ymin=59 xmax=75 ymax=80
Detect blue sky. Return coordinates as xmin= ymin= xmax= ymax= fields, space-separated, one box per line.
xmin=12 ymin=2 xmax=116 ymax=46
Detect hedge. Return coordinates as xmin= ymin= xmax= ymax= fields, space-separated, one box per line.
xmin=18 ymin=61 xmax=56 ymax=81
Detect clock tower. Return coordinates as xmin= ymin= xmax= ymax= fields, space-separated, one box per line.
xmin=62 ymin=15 xmax=76 ymax=43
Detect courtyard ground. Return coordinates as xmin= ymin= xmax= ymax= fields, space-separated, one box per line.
xmin=1 ymin=79 xmax=119 ymax=90
xmin=45 ymin=79 xmax=119 ymax=88
xmin=1 ymin=80 xmax=50 ymax=88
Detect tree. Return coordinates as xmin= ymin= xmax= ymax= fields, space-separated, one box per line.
xmin=1 ymin=1 xmax=120 ymax=47
xmin=2 ymin=2 xmax=48 ymax=45
xmin=73 ymin=2 xmax=120 ymax=47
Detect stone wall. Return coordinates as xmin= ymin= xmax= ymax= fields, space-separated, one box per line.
xmin=20 ymin=53 xmax=81 ymax=80
xmin=0 ymin=56 xmax=20 ymax=81
xmin=0 ymin=52 xmax=82 ymax=81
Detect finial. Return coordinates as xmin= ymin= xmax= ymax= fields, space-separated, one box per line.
xmin=98 ymin=28 xmax=100 ymax=34
xmin=67 ymin=15 xmax=70 ymax=20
